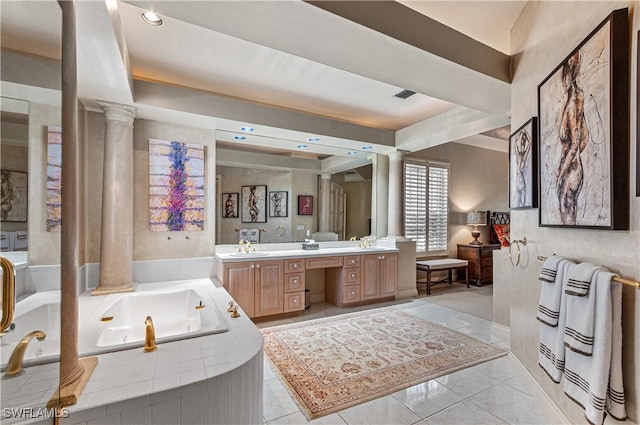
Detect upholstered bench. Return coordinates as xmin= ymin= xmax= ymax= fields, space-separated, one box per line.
xmin=416 ymin=259 xmax=469 ymax=295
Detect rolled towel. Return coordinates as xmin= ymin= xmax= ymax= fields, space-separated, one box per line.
xmin=563 ymin=263 xmax=603 ymax=355
xmin=537 ymin=256 xmax=567 ymax=327
xmin=538 ymin=254 xmax=563 ymax=283
xmin=565 ymin=262 xmax=601 ymax=296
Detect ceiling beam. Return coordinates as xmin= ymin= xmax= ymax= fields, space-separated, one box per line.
xmin=306 ymin=1 xmax=510 ymax=83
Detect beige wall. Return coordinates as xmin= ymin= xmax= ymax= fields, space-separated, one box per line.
xmin=132 ymin=119 xmax=216 ymax=260
xmin=1 ymin=144 xmax=29 ymax=232
xmin=409 ymin=142 xmax=509 ymax=258
xmin=344 ymin=180 xmax=372 ymax=239
xmin=509 ymin=2 xmax=639 ymax=423
xmin=217 ymin=165 xmax=309 ymax=244
xmin=28 ymin=102 xmax=61 ymax=265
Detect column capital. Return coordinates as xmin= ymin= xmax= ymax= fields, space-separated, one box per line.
xmin=98 ymin=101 xmax=136 ymax=125
xmin=387 ymin=150 xmax=407 ymax=162
xmin=320 ymin=172 xmax=332 ymax=180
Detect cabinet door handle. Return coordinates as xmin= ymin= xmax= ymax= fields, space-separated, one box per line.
xmin=250 ymin=265 xmax=254 ymax=269
xmin=381 ymin=256 xmax=385 ymax=260
xmin=293 ymin=279 xmax=298 ymax=284
xmin=256 ymin=264 xmax=260 ymax=268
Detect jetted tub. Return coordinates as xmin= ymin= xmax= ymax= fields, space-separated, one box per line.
xmin=0 ymin=291 xmax=61 ymax=369
xmin=1 ymin=279 xmax=229 ymax=370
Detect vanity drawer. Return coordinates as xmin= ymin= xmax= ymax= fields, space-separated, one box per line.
xmin=345 ymin=268 xmax=360 ymax=285
xmin=344 ymin=256 xmax=361 ymax=268
xmin=342 ymin=285 xmax=361 ymax=304
xmin=284 ymin=259 xmax=305 ymax=273
xmin=284 ymin=291 xmax=305 ymax=312
xmin=306 ymin=256 xmax=343 ymax=269
xmin=285 ymin=273 xmax=305 ymax=293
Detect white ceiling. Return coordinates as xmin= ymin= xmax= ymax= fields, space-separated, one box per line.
xmin=0 ymin=0 xmax=522 ymax=164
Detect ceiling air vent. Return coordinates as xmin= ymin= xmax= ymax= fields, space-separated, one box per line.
xmin=394 ymin=89 xmax=416 ymax=99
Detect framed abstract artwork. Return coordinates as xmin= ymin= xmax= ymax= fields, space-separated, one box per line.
xmin=0 ymin=170 xmax=28 ymax=222
xmin=221 ymin=192 xmax=239 ymax=218
xmin=241 ymin=185 xmax=267 ymax=223
xmin=509 ymin=117 xmax=537 ymax=209
xmin=297 ymin=195 xmax=313 ymax=216
xmin=46 ymin=126 xmax=62 ymax=231
xmin=269 ymin=191 xmax=288 ymax=218
xmin=149 ymin=139 xmax=205 ymax=231
xmin=538 ymin=8 xmax=629 ymax=229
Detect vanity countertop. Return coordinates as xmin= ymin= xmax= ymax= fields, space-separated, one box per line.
xmin=215 ymin=246 xmax=398 ymax=262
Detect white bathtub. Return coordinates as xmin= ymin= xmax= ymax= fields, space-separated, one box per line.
xmin=1 ymin=279 xmax=229 ymax=370
xmin=0 ymin=291 xmax=61 ymax=368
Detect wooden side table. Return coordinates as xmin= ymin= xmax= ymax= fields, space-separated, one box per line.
xmin=456 ymin=244 xmax=501 ymax=285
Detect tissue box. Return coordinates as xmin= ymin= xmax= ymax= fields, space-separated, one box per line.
xmin=302 ymin=243 xmax=319 ymax=251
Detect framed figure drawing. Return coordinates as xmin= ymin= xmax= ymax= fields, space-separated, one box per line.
xmin=0 ymin=170 xmax=28 ymax=222
xmin=509 ymin=118 xmax=537 ymax=209
xmin=538 ymin=8 xmax=629 ymax=229
xmin=297 ymin=195 xmax=313 ymax=215
xmin=241 ymin=185 xmax=267 ymax=223
xmin=221 ymin=193 xmax=239 ymax=218
xmin=269 ymin=191 xmax=288 ymax=218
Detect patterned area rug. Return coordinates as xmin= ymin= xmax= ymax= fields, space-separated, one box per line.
xmin=262 ymin=308 xmax=508 ymax=420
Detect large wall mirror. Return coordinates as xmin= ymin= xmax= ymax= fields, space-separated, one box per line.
xmin=215 ymin=130 xmax=375 ymax=244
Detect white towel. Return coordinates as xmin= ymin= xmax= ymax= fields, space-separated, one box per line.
xmin=13 ymin=230 xmax=27 ymax=251
xmin=538 ymin=259 xmax=573 ymax=382
xmin=565 ymin=261 xmax=599 ymax=296
xmin=539 ymin=254 xmax=563 ymax=283
xmin=248 ymin=229 xmax=260 ymax=243
xmin=563 ymin=270 xmax=626 ymax=425
xmin=238 ymin=229 xmax=249 ymax=243
xmin=537 ymin=255 xmax=567 ymax=326
xmin=564 ymin=263 xmax=603 ymax=356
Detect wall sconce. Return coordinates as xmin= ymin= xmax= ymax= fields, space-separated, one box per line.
xmin=466 ymin=210 xmax=486 ymax=245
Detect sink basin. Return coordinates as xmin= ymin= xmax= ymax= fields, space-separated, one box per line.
xmin=229 ymin=252 xmax=270 ymax=257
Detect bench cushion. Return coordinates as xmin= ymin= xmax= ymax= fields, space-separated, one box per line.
xmin=416 ymin=259 xmax=468 ymax=270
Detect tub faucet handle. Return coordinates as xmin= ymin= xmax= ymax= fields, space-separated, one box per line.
xmin=5 ymin=330 xmax=46 ymax=378
xmin=230 ymin=306 xmax=240 ymax=318
xmin=227 ymin=300 xmax=236 ymax=312
xmin=144 ymin=316 xmax=157 ymax=353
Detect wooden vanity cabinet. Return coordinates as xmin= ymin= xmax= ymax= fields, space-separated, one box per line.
xmin=283 ymin=259 xmax=305 ymax=313
xmin=254 ymin=260 xmax=284 ymax=317
xmin=326 ymin=253 xmax=397 ymax=306
xmin=219 ymin=260 xmax=284 ymax=318
xmin=220 ymin=261 xmax=255 ymax=317
xmin=361 ymin=253 xmax=398 ymax=300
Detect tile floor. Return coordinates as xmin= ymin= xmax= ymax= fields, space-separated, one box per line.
xmin=258 ymin=285 xmax=556 ymax=425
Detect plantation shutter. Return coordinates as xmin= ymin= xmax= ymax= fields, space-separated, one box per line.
xmin=404 ymin=162 xmax=427 ymax=251
xmin=404 ymin=160 xmax=449 ymax=254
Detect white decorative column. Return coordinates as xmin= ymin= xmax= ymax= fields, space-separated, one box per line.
xmin=93 ymin=102 xmax=136 ymax=295
xmin=387 ymin=150 xmax=406 ymax=239
xmin=318 ymin=172 xmax=332 ymax=233
xmin=373 ymin=154 xmax=388 ymax=238
xmin=382 ymin=151 xmax=417 ymax=300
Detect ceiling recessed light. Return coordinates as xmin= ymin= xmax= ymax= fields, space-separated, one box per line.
xmin=241 ymin=126 xmax=254 ymax=132
xmin=347 ymin=151 xmax=357 ymax=155
xmin=234 ymin=135 xmax=246 ymax=141
xmin=308 ymin=137 xmax=320 ymax=142
xmin=141 ymin=11 xmax=163 ymax=26
xmin=296 ymin=144 xmax=308 ymax=149
xmin=361 ymin=146 xmax=373 ymax=150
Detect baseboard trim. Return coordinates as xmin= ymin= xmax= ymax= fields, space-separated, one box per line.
xmin=508 ymin=353 xmax=571 ymax=425
xmin=395 ymin=288 xmax=418 ymax=299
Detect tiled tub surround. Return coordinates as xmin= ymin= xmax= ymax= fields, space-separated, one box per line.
xmin=0 ymin=282 xmax=264 ymax=425
xmin=1 ymin=280 xmax=229 ymax=369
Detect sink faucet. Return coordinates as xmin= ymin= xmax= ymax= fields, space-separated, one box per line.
xmin=144 ymin=316 xmax=157 ymax=353
xmin=358 ymin=237 xmax=371 ymax=248
xmin=5 ymin=330 xmax=46 ymax=377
